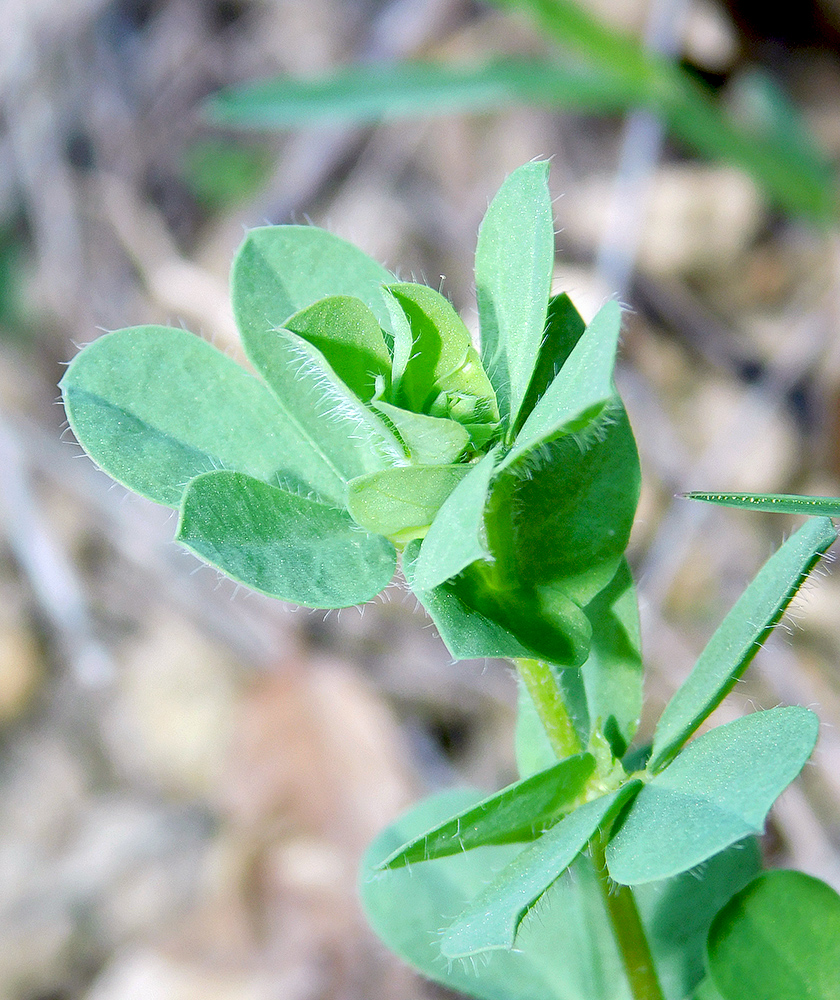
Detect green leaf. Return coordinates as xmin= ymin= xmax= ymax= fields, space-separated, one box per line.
xmin=281 ymin=295 xmax=391 ymax=403
xmin=411 ymin=448 xmax=498 ymax=591
xmin=371 ymin=400 xmax=470 ymax=464
xmin=385 ymin=282 xmax=499 ymax=425
xmin=606 ymin=706 xmax=819 ymax=885
xmin=234 ymin=325 xmax=407 ymax=498
xmin=491 ymin=402 xmax=640 ymax=609
xmin=204 ymin=58 xmax=647 ymax=129
xmin=707 ymin=871 xmax=840 ymax=1000
xmin=346 ymin=464 xmax=470 ymax=538
xmin=516 ymin=292 xmax=587 ymax=429
xmin=440 ymin=784 xmax=640 ymax=958
xmin=501 ymin=300 xmax=622 ymax=469
xmin=649 ymin=517 xmax=836 ymax=772
xmin=476 ymin=161 xmax=555 ymax=429
xmin=176 ymin=470 xmax=395 ymax=607
xmin=683 ymin=490 xmax=840 ymax=517
xmin=377 ymin=753 xmax=595 ymax=869
xmin=361 ymin=789 xmax=761 ymax=1000
xmin=403 ymin=539 xmax=551 ymax=660
xmin=487 ymin=0 xmax=836 ymax=223
xmin=60 ymin=325 xmax=343 ymax=507
xmin=231 ymin=225 xmax=395 ymax=343
xmin=580 ymin=558 xmax=643 ymax=758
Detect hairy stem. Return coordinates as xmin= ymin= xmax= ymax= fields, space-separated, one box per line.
xmin=515 ymin=657 xmax=582 ymax=759
xmin=592 ymin=835 xmax=665 ymax=1000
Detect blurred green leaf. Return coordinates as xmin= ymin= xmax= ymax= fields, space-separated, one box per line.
xmin=649 ymin=517 xmax=836 ymax=772
xmin=606 ymin=707 xmax=819 ymax=885
xmin=177 ymin=470 xmax=395 ymax=607
xmin=181 ymin=138 xmax=273 ymax=210
xmin=707 ymin=870 xmax=840 ymax=1000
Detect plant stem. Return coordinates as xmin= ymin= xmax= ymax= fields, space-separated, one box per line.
xmin=515 ymin=657 xmax=582 ymax=760
xmin=591 ymin=835 xmax=666 ymax=1000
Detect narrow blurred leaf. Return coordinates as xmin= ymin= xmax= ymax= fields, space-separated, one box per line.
xmin=476 ymin=161 xmax=554 ymax=429
xmin=487 ymin=0 xmax=836 ymax=223
xmin=501 ymin=300 xmax=622 ymax=469
xmin=411 ymin=448 xmax=498 ymax=591
xmin=386 ymin=282 xmax=499 ymax=425
xmin=231 ymin=225 xmax=394 ymax=343
xmin=282 ymin=295 xmax=391 ymax=403
xmin=684 ymin=490 xmax=840 ymax=517
xmin=347 ymin=464 xmax=470 ymax=537
xmin=441 ymin=784 xmax=640 ymax=958
xmin=377 ymin=753 xmax=595 ymax=869
xmin=371 ymin=401 xmax=470 ymax=464
xmin=205 ymin=57 xmax=645 ymax=129
xmin=516 ymin=292 xmax=587 ymax=430
xmin=235 ymin=326 xmax=407 ymax=498
xmin=707 ymin=870 xmax=840 ymax=1000
xmin=177 ymin=470 xmax=395 ymax=607
xmin=60 ymin=325 xmax=344 ymax=506
xmin=607 ymin=707 xmax=819 ymax=885
xmin=649 ymin=517 xmax=836 ymax=772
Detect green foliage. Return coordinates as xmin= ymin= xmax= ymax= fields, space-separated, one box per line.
xmin=61 ymin=162 xmax=840 ymax=1000
xmin=706 ymin=870 xmax=840 ymax=1000
xmin=204 ymin=2 xmax=836 ymax=224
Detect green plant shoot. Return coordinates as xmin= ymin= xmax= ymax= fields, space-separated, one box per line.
xmin=684 ymin=490 xmax=840 ymax=517
xmin=61 ymin=163 xmax=840 ymax=1000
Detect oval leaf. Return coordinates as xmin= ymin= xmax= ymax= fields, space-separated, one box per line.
xmin=707 ymin=870 xmax=840 ymax=1000
xmin=347 ymin=464 xmax=470 ymax=538
xmin=60 ymin=325 xmax=346 ymax=507
xmin=607 ymin=706 xmax=819 ymax=885
xmin=176 ymin=470 xmax=395 ymax=607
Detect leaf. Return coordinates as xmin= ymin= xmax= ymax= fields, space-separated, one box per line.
xmin=176 ymin=470 xmax=395 ymax=607
xmin=204 ymin=57 xmax=647 ymax=129
xmin=377 ymin=753 xmax=595 ymax=869
xmin=371 ymin=400 xmax=470 ymax=464
xmin=490 ymin=402 xmax=640 ymax=609
xmin=487 ymin=0 xmax=836 ymax=223
xmin=233 ymin=325 xmax=407 ymax=499
xmin=60 ymin=325 xmax=344 ymax=507
xmin=606 ymin=706 xmax=819 ymax=885
xmin=231 ymin=225 xmax=395 ymax=345
xmin=516 ymin=292 xmax=587 ymax=430
xmin=410 ymin=448 xmax=498 ymax=591
xmin=683 ymin=491 xmax=840 ymax=517
xmin=440 ymin=784 xmax=640 ymax=958
xmin=281 ymin=295 xmax=391 ymax=403
xmin=386 ymin=283 xmax=498 ymax=425
xmin=707 ymin=871 xmax=840 ymax=1000
xmin=500 ymin=300 xmax=623 ymax=469
xmin=347 ymin=465 xmax=470 ymax=538
xmin=362 ymin=787 xmax=761 ymax=1000
xmin=649 ymin=517 xmax=836 ymax=772
xmin=475 ymin=161 xmax=555 ymax=429
xmin=579 ymin=558 xmax=643 ymax=759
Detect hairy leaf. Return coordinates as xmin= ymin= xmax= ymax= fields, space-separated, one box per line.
xmin=177 ymin=470 xmax=395 ymax=607
xmin=607 ymin=707 xmax=819 ymax=885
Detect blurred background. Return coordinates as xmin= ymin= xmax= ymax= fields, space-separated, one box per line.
xmin=2 ymin=0 xmax=840 ymax=997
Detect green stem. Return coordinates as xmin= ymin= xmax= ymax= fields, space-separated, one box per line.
xmin=515 ymin=657 xmax=582 ymax=760
xmin=591 ymin=835 xmax=666 ymax=1000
